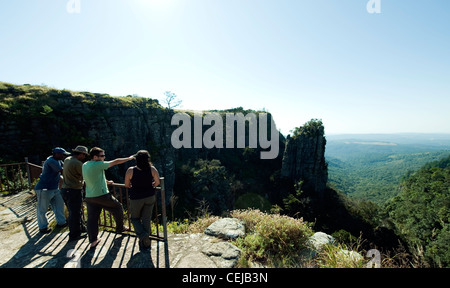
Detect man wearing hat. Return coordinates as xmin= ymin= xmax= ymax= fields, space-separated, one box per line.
xmin=35 ymin=147 xmax=70 ymax=234
xmin=62 ymin=145 xmax=89 ymax=241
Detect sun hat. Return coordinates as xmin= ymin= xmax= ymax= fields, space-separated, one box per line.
xmin=72 ymin=145 xmax=89 ymax=155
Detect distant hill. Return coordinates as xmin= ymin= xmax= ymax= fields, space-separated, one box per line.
xmin=325 ymin=134 xmax=450 ymax=203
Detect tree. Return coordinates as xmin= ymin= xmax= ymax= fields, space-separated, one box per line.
xmin=384 ymin=155 xmax=450 ymax=267
xmin=163 ymin=91 xmax=182 ymax=109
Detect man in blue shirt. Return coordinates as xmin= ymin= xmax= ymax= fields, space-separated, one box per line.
xmin=34 ymin=147 xmax=69 ymax=233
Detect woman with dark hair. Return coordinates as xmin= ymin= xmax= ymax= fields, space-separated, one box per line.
xmin=124 ymin=150 xmax=161 ymax=250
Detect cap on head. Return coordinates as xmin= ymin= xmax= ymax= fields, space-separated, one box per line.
xmin=53 ymin=147 xmax=70 ymax=155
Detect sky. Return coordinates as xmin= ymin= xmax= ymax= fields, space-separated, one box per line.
xmin=0 ymin=0 xmax=449 ymax=136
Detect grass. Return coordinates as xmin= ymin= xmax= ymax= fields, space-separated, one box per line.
xmin=315 ymin=242 xmax=366 ymax=268
xmin=230 ymin=209 xmax=314 ymax=267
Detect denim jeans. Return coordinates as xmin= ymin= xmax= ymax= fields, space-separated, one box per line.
xmin=35 ymin=189 xmax=67 ymax=230
xmin=130 ymin=195 xmax=156 ymax=241
xmin=61 ymin=188 xmax=86 ymax=239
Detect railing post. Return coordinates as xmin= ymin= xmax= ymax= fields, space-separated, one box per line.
xmin=160 ymin=177 xmax=170 ymax=268
xmin=25 ymin=157 xmax=32 ymax=189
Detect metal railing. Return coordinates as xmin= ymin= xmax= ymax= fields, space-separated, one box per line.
xmin=1 ymin=158 xmax=170 ymax=267
xmin=0 ymin=158 xmax=38 ymax=193
xmin=97 ymin=179 xmax=170 ymax=268
xmin=99 ymin=180 xmax=169 ymax=243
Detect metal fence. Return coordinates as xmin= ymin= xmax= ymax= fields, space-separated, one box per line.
xmin=0 ymin=158 xmax=40 ymax=193
xmin=95 ymin=180 xmax=169 ymax=244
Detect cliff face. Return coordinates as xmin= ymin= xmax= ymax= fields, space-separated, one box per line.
xmin=281 ymin=121 xmax=328 ymax=199
xmin=0 ymin=83 xmax=177 ymax=198
xmin=0 ymin=83 xmax=328 ymax=214
xmin=82 ymin=103 xmax=177 ymax=198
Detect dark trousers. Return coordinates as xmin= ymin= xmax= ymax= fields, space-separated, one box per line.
xmin=85 ymin=194 xmax=125 ymax=243
xmin=61 ymin=188 xmax=85 ymax=239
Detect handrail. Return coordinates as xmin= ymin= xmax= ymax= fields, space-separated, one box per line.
xmin=0 ymin=161 xmax=29 ymax=193
xmin=103 ymin=179 xmax=168 ymax=244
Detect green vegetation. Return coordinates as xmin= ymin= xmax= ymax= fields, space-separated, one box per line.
xmin=0 ymin=81 xmax=164 ymax=162
xmin=0 ymin=81 xmax=163 ymax=115
xmin=230 ymin=209 xmax=313 ymax=267
xmin=327 ymin=137 xmax=450 ymax=203
xmin=384 ymin=155 xmax=450 ymax=267
xmin=235 ymin=192 xmax=272 ymax=212
xmin=315 ymin=241 xmax=365 ymax=268
xmin=290 ymin=119 xmax=324 ymax=139
xmin=173 ymin=159 xmax=236 ymax=215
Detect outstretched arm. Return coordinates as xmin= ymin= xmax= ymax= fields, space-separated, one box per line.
xmin=108 ymin=155 xmax=135 ymax=168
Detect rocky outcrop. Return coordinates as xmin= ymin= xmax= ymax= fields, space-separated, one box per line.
xmin=300 ymin=232 xmax=336 ymax=259
xmin=299 ymin=232 xmax=364 ymax=266
xmin=281 ymin=121 xmax=328 ymax=198
xmin=171 ymin=234 xmax=241 ymax=268
xmin=204 ymin=218 xmax=245 ymax=240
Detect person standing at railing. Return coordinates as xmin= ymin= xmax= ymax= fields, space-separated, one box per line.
xmin=35 ymin=147 xmax=70 ymax=234
xmin=124 ymin=150 xmax=161 ymax=251
xmin=82 ymin=147 xmax=135 ymax=249
xmin=61 ymin=145 xmax=89 ymax=241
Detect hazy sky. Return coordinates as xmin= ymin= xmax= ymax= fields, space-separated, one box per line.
xmin=1 ymin=0 xmax=449 ymax=135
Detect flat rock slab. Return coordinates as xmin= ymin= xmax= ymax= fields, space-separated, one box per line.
xmin=169 ymin=234 xmax=240 ymax=268
xmin=204 ymin=218 xmax=245 ymax=240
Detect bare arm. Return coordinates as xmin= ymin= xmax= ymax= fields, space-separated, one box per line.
xmin=151 ymin=166 xmax=161 ymax=187
xmin=124 ymin=167 xmax=133 ymax=188
xmin=108 ymin=155 xmax=135 ymax=168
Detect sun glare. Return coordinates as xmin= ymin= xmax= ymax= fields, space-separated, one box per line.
xmin=134 ymin=0 xmax=170 ymax=7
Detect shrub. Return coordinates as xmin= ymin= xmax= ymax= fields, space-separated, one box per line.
xmin=187 ymin=215 xmax=220 ymax=233
xmin=231 ymin=209 xmax=313 ymax=267
xmin=316 ymin=242 xmax=366 ymax=268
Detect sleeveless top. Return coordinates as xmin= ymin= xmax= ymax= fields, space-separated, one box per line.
xmin=129 ymin=167 xmax=156 ymax=200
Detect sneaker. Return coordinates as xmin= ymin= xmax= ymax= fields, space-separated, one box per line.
xmin=56 ymin=223 xmax=68 ymax=229
xmin=68 ymin=234 xmax=87 ymax=242
xmin=116 ymin=225 xmax=130 ymax=234
xmin=139 ymin=238 xmax=151 ymax=251
xmin=40 ymin=227 xmax=52 ymax=234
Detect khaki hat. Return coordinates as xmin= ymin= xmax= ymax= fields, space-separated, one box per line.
xmin=72 ymin=146 xmax=89 ymax=155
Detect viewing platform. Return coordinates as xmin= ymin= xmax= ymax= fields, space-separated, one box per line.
xmin=0 ymin=160 xmax=242 ymax=269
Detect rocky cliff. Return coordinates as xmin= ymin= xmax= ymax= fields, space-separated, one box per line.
xmin=0 ymin=82 xmax=328 ymax=214
xmin=281 ymin=120 xmax=328 ymax=199
xmin=0 ymin=83 xmax=177 ymax=198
